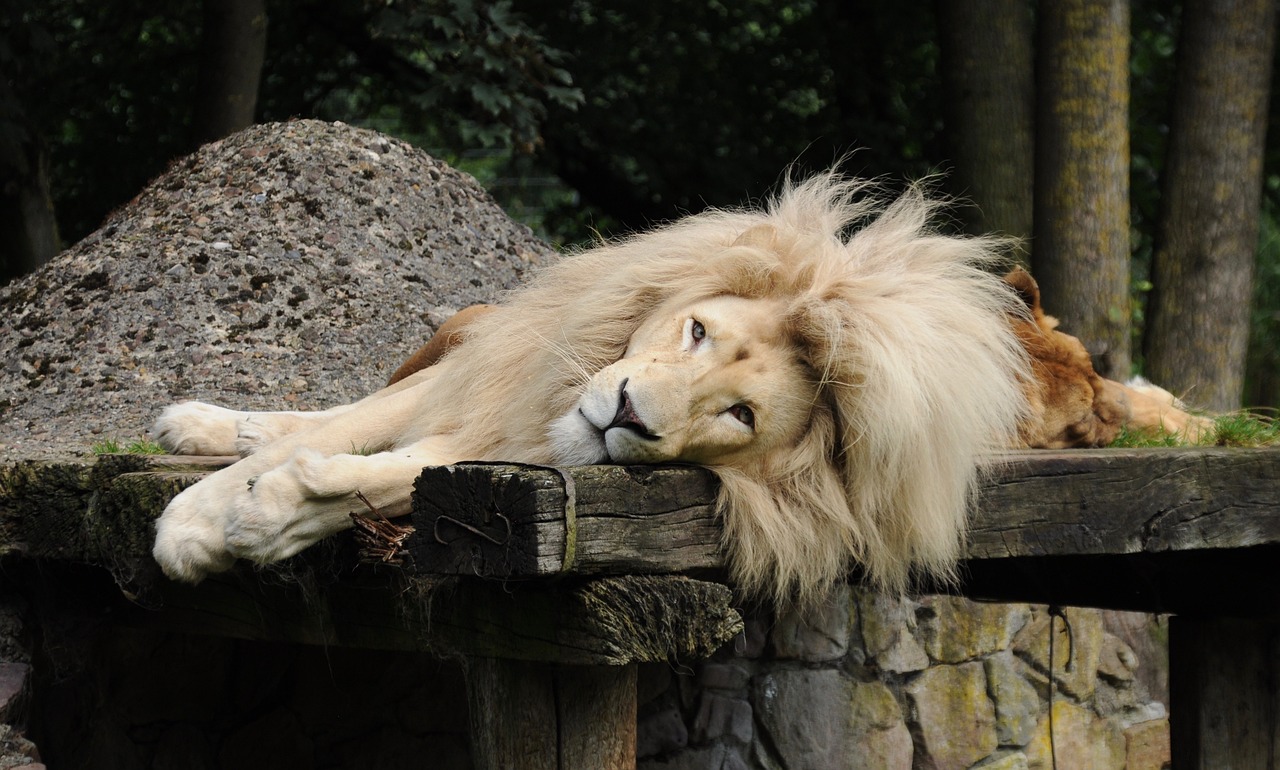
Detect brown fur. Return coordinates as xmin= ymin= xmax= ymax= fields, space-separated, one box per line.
xmin=1006 ymin=268 xmax=1212 ymax=447
xmin=387 ymin=304 xmax=497 ymax=386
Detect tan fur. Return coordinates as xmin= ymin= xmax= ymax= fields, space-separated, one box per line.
xmin=1006 ymin=268 xmax=1212 ymax=447
xmin=152 ymin=174 xmax=1030 ymax=610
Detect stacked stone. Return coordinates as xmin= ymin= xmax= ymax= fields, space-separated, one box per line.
xmin=635 ymin=587 xmax=1171 ymax=770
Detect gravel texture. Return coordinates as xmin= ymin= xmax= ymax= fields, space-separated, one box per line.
xmin=0 ymin=120 xmax=555 ymax=459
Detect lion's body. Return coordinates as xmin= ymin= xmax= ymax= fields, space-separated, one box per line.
xmin=153 ymin=175 xmax=1031 ymax=609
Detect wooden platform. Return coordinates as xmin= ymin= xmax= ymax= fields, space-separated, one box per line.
xmin=3 ymin=447 xmax=1279 ymax=768
xmin=412 ymin=449 xmax=1280 ymax=615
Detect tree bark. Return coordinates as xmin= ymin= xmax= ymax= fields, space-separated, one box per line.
xmin=0 ymin=74 xmax=60 ymax=282
xmin=936 ymin=0 xmax=1035 ymax=248
xmin=1143 ymin=0 xmax=1277 ymax=412
xmin=0 ymin=135 xmax=60 ymax=284
xmin=192 ymin=0 xmax=268 ymax=147
xmin=1033 ymin=0 xmax=1132 ymax=380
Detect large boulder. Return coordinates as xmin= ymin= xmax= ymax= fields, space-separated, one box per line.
xmin=0 ymin=120 xmax=554 ymax=459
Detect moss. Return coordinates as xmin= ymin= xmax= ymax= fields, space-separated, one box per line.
xmin=91 ymin=438 xmax=166 ymax=456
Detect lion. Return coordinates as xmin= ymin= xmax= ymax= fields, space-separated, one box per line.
xmin=151 ymin=174 xmax=1031 ymax=610
xmin=1005 ymin=267 xmax=1212 ymax=448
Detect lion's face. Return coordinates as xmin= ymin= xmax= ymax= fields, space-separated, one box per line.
xmin=549 ymin=295 xmax=818 ymax=467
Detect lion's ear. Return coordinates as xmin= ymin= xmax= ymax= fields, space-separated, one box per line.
xmin=731 ymin=223 xmax=778 ymax=251
xmin=1003 ymin=267 xmax=1041 ymax=314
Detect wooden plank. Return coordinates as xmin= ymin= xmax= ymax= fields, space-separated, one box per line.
xmin=408 ymin=449 xmax=1280 ymax=576
xmin=0 ymin=454 xmax=227 ymax=565
xmin=410 ymin=463 xmax=722 ymax=577
xmin=970 ymin=448 xmax=1280 ymax=558
xmin=1169 ymin=616 xmax=1280 ymax=768
xmin=466 ymin=659 xmax=637 ymax=770
xmin=7 ymin=448 xmax=1280 ymax=616
xmin=10 ymin=448 xmax=1280 ymax=576
xmin=128 ymin=569 xmax=743 ymax=665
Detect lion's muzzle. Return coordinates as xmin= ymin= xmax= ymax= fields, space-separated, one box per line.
xmin=607 ymin=379 xmax=660 ymax=441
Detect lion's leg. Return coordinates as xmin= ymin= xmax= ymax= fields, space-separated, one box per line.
xmin=153 ymin=305 xmax=493 ymax=457
xmin=152 ymin=401 xmax=360 ymax=457
xmin=222 ymin=436 xmax=458 ymax=566
xmin=1117 ymin=378 xmax=1214 ymax=442
xmin=153 ymin=374 xmax=446 ymax=582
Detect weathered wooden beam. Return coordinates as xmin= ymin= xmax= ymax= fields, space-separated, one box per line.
xmin=11 ymin=448 xmax=1280 ymax=574
xmin=0 ymin=454 xmax=227 ymax=567
xmin=466 ymin=658 xmax=637 ymax=770
xmin=408 ymin=449 xmax=1280 ymax=567
xmin=1169 ymin=616 xmax=1280 ymax=768
xmin=7 ymin=448 xmax=1280 ymax=616
xmin=410 ymin=463 xmax=721 ymax=577
xmin=971 ymin=448 xmax=1280 ymax=558
xmin=125 ymin=568 xmax=743 ymax=665
xmin=406 ymin=449 xmax=1280 ymax=615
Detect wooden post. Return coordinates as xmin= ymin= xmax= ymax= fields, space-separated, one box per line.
xmin=1169 ymin=616 xmax=1280 ymax=768
xmin=466 ymin=658 xmax=637 ymax=770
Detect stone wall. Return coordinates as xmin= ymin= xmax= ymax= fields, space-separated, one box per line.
xmin=636 ymin=589 xmax=1171 ymax=770
xmin=0 ymin=589 xmax=1170 ymax=770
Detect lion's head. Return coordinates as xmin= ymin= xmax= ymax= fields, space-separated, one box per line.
xmin=428 ymin=175 xmax=1030 ymax=609
xmin=1004 ymin=268 xmax=1130 ymax=448
xmin=549 ymin=290 xmax=819 ymax=469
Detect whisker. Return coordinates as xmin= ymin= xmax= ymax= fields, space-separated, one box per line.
xmin=508 ymin=322 xmax=594 ymax=386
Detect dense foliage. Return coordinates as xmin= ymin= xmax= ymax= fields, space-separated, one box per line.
xmin=7 ymin=0 xmax=581 ymax=243
xmin=4 ymin=0 xmax=1280 ymax=404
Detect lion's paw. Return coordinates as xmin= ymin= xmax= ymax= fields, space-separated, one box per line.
xmin=224 ymin=449 xmax=350 ymax=564
xmin=234 ymin=416 xmax=281 ymax=457
xmin=153 ymin=402 xmax=245 ymax=456
xmin=153 ymin=485 xmax=237 ymax=582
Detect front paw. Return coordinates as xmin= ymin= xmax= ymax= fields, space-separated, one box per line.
xmin=224 ymin=449 xmax=350 ymax=564
xmin=153 ymin=402 xmax=244 ymax=455
xmin=234 ymin=416 xmax=278 ymax=457
xmin=153 ymin=486 xmax=237 ymax=582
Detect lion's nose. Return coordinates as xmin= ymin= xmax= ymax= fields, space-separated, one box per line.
xmin=607 ymin=380 xmax=659 ymax=440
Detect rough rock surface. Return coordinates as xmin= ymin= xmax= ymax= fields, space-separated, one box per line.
xmin=0 ymin=119 xmax=553 ymax=459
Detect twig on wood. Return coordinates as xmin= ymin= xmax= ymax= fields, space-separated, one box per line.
xmin=350 ymin=490 xmax=415 ymax=566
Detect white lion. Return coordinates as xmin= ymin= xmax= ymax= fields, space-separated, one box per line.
xmin=152 ymin=174 xmax=1029 ymax=610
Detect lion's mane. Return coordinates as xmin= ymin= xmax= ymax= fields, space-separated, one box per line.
xmin=417 ymin=174 xmax=1029 ymax=609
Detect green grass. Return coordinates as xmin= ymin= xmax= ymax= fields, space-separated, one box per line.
xmin=1210 ymin=412 xmax=1280 ymax=447
xmin=91 ymin=438 xmax=167 ymax=456
xmin=1107 ymin=412 xmax=1280 ymax=448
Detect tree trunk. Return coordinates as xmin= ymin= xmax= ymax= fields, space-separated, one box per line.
xmin=0 ymin=114 xmax=60 ymax=283
xmin=1143 ymin=0 xmax=1277 ymax=412
xmin=1032 ymin=0 xmax=1132 ymax=380
xmin=192 ymin=0 xmax=268 ymax=147
xmin=936 ymin=0 xmax=1035 ymax=249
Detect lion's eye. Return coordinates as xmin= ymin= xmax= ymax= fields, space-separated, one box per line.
xmin=691 ymin=319 xmax=706 ymax=342
xmin=728 ymin=404 xmax=755 ymax=429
